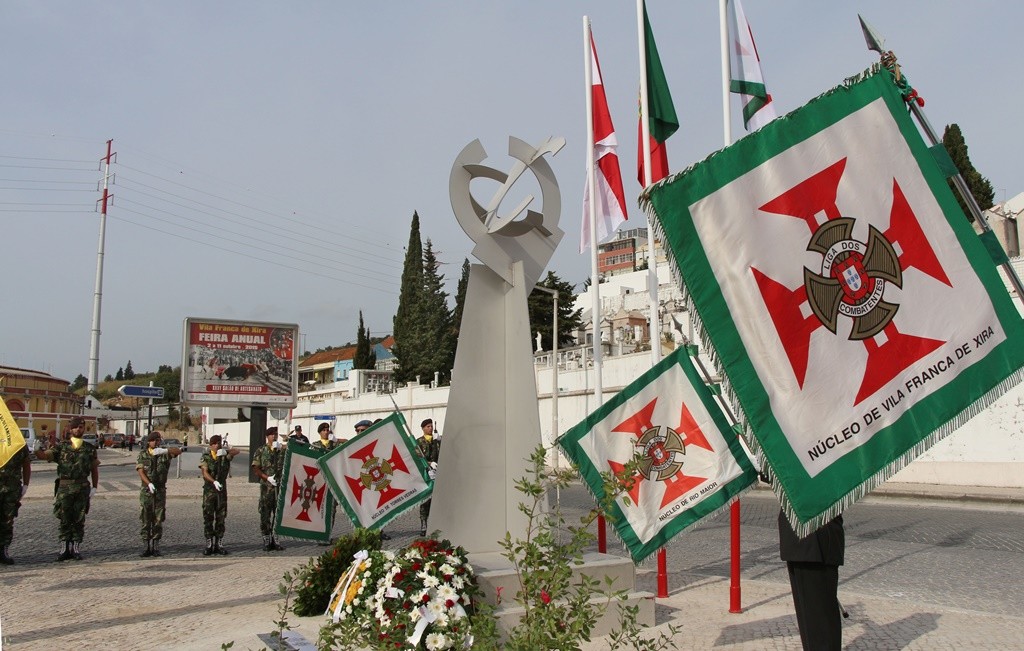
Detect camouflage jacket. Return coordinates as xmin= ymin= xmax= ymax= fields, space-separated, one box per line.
xmin=49 ymin=440 xmax=98 ymax=483
xmin=416 ymin=437 xmax=441 ymax=465
xmin=310 ymin=438 xmax=341 ymax=452
xmin=199 ymin=450 xmax=232 ymax=487
xmin=0 ymin=447 xmax=29 ymax=489
xmin=251 ymin=444 xmax=284 ymax=485
xmin=136 ymin=448 xmax=173 ymax=486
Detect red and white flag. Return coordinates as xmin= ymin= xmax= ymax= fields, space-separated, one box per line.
xmin=581 ymin=31 xmax=628 ymax=253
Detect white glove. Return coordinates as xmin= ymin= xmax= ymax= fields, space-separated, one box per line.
xmin=216 ymin=448 xmax=227 ymax=457
xmin=213 ymin=480 xmax=223 ymax=491
xmin=272 ymin=440 xmax=283 ymax=450
xmin=148 ymin=482 xmax=157 ymax=494
xmin=328 ymin=434 xmax=336 ymax=442
xmin=428 ymin=468 xmax=437 ymax=480
xmin=21 ymin=485 xmax=28 ymax=499
xmin=152 ymin=447 xmax=169 ymax=456
xmin=266 ymin=475 xmax=277 ymax=487
xmin=89 ymin=487 xmax=97 ymax=498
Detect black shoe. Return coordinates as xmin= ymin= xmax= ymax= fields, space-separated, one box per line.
xmin=151 ymin=541 xmax=162 ymax=557
xmin=71 ymin=542 xmax=83 ymax=561
xmin=214 ymin=538 xmax=229 ymax=556
xmin=380 ymin=531 xmax=391 ymax=541
xmin=57 ymin=542 xmax=73 ymax=562
xmin=141 ymin=546 xmax=153 ymax=558
xmin=203 ymin=539 xmax=214 ymax=556
xmin=0 ymin=548 xmax=13 ymax=565
xmin=271 ymin=539 xmax=285 ymax=551
xmin=420 ymin=529 xmax=427 ymax=537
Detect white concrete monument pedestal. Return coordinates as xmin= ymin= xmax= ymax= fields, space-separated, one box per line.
xmin=429 ymin=261 xmax=543 ymax=550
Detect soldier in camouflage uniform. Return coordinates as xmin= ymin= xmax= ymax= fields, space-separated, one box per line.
xmin=136 ymin=431 xmax=182 ymax=557
xmin=251 ymin=427 xmax=285 ymax=552
xmin=415 ymin=418 xmax=442 ymax=537
xmin=0 ymin=442 xmax=32 ymax=564
xmin=199 ymin=434 xmax=240 ymax=556
xmin=34 ymin=416 xmax=99 ymax=561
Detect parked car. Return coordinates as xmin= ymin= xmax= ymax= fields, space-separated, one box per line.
xmin=162 ymin=438 xmax=183 ymax=451
xmin=19 ymin=427 xmax=37 ymax=458
xmin=110 ymin=434 xmax=125 ymax=449
xmin=82 ymin=433 xmax=100 ymax=447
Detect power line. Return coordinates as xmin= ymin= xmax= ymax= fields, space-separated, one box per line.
xmin=114 ymin=205 xmax=398 ymax=295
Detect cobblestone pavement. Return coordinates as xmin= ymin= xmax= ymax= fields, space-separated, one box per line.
xmin=1 ymin=449 xmax=1021 ymax=649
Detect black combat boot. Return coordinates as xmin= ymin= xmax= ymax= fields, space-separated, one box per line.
xmin=71 ymin=541 xmax=83 ymax=561
xmin=141 ymin=539 xmax=153 ymax=558
xmin=203 ymin=538 xmax=214 ymax=556
xmin=270 ymin=535 xmax=285 ymax=551
xmin=151 ymin=539 xmax=161 ymax=557
xmin=420 ymin=518 xmax=428 ymax=537
xmin=57 ymin=541 xmax=73 ymax=562
xmin=0 ymin=545 xmax=13 ymax=565
xmin=263 ymin=535 xmax=273 ymax=552
xmin=214 ymin=537 xmax=229 ymax=555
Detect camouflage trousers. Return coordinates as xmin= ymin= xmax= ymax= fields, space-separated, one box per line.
xmin=419 ymin=498 xmax=432 ymax=522
xmin=54 ymin=483 xmax=90 ymax=543
xmin=258 ymin=484 xmax=279 ymax=536
xmin=140 ymin=486 xmax=167 ymax=541
xmin=202 ymin=488 xmax=228 ymax=539
xmin=0 ymin=484 xmax=23 ymax=547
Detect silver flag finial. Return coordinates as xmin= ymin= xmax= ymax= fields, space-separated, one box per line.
xmin=858 ymin=15 xmax=886 ymax=54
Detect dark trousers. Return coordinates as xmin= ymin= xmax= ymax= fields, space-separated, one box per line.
xmin=786 ymin=561 xmax=841 ymax=650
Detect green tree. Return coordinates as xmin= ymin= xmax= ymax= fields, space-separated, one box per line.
xmin=115 ymin=367 xmax=124 ymax=381
xmin=418 ymin=240 xmax=455 ymax=385
xmin=943 ymin=123 xmax=995 ymax=222
xmin=124 ymin=360 xmax=135 ymax=380
xmin=70 ymin=374 xmax=88 ymax=391
xmin=157 ymin=364 xmax=173 ymax=374
xmin=103 ymin=373 xmax=113 ymax=382
xmin=452 ymin=257 xmax=470 ymax=336
xmin=392 ymin=212 xmax=425 ymax=384
xmin=151 ymin=366 xmax=181 ymax=403
xmin=353 ymin=311 xmax=376 ymax=370
xmin=529 ymin=271 xmax=584 ymax=351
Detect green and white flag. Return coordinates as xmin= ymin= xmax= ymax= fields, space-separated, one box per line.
xmin=559 ymin=346 xmax=757 ymax=563
xmin=275 ymin=439 xmax=335 ymax=542
xmin=728 ymin=0 xmax=776 ymax=131
xmin=318 ymin=412 xmax=432 ymax=531
xmin=642 ymin=68 xmax=1024 ymax=535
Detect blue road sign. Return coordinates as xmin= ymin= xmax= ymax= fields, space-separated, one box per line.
xmin=313 ymin=414 xmax=336 ymax=421
xmin=118 ymin=385 xmax=165 ymax=399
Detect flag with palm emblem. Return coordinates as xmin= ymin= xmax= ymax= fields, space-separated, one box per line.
xmin=318 ymin=412 xmax=432 ymax=531
xmin=641 ymin=68 xmax=1024 ymax=536
xmin=275 ymin=439 xmax=335 ymax=542
xmin=559 ymin=346 xmax=757 ymax=562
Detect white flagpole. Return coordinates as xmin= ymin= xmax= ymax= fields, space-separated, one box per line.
xmin=584 ymin=17 xmax=604 ymax=411
xmin=637 ymin=0 xmax=662 ymax=365
xmin=720 ymin=0 xmax=733 ymax=146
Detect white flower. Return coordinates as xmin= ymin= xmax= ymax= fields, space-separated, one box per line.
xmin=436 ymin=584 xmax=458 ymax=603
xmin=439 ymin=563 xmax=456 ymax=576
xmin=418 ymin=570 xmax=441 ymax=588
xmin=427 ymin=599 xmax=446 ymax=619
xmin=425 ymin=632 xmax=450 ymax=650
xmin=451 ymin=576 xmax=465 ymax=590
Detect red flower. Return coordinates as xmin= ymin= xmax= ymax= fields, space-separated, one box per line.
xmin=495 ymin=586 xmax=504 ymax=605
xmin=540 ymin=590 xmax=551 ymax=605
xmin=422 ymin=593 xmax=431 ymax=603
xmin=445 ymin=599 xmax=455 ymax=608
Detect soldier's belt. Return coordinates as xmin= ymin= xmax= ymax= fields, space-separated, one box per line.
xmin=58 ymin=478 xmax=89 ymax=487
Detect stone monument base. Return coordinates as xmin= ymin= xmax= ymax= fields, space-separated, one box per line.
xmin=469 ymin=551 xmax=656 ymax=640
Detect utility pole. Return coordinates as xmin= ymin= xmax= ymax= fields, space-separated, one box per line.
xmin=88 ymin=140 xmax=115 ymax=392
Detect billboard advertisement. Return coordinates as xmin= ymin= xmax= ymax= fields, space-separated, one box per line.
xmin=181 ymin=317 xmax=299 ymax=408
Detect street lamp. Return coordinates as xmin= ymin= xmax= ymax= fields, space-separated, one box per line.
xmin=533 ymin=284 xmax=559 ymax=469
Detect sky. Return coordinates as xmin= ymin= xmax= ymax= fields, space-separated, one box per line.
xmin=3 ymin=1 xmax=1022 ymax=385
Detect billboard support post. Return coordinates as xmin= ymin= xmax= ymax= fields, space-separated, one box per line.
xmin=249 ymin=406 xmax=267 ymax=483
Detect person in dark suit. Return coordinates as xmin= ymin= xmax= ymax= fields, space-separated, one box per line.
xmin=779 ymin=509 xmax=845 ymax=650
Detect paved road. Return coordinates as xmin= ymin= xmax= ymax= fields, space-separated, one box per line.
xmin=3 ymin=448 xmax=1022 ymax=649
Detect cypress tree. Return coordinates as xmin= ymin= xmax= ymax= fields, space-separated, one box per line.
xmin=419 ymin=240 xmax=455 ymax=384
xmin=452 ymin=258 xmax=470 ymax=337
xmin=354 ymin=311 xmax=376 ymax=369
xmin=943 ymin=123 xmax=995 ymax=222
xmin=392 ymin=212 xmax=424 ymax=384
xmin=528 ymin=271 xmax=584 ymax=350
